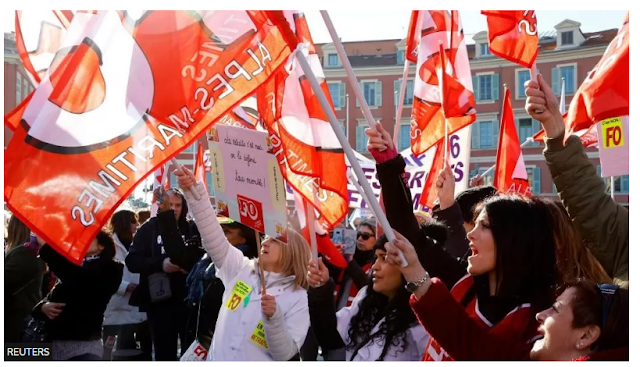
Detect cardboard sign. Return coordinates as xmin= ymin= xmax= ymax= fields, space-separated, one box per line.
xmin=208 ymin=125 xmax=287 ymax=239
xmin=597 ymin=116 xmax=629 ymax=177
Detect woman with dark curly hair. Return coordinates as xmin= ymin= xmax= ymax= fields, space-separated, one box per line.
xmin=306 ymin=221 xmax=449 ymax=361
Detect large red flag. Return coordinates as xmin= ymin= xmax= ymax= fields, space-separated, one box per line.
xmin=481 ymin=10 xmax=539 ymax=68
xmin=494 ymin=88 xmax=531 ymax=196
xmin=5 ymin=10 xmax=295 ymax=263
xmin=257 ymin=10 xmax=349 ymax=232
xmin=565 ymin=12 xmax=628 ymax=139
xmin=532 ymin=13 xmax=627 ymax=146
xmin=409 ymin=10 xmax=476 ymax=157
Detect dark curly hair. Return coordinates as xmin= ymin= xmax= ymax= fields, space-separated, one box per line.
xmin=345 ymin=220 xmax=448 ymax=360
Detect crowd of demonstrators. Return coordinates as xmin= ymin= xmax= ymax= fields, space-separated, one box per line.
xmin=176 ymin=167 xmax=311 ymax=361
xmin=2 ymin=73 xmax=629 ymax=362
xmin=126 ymin=188 xmax=203 ymax=361
xmin=5 ymin=216 xmax=44 ymax=343
xmin=32 ymin=231 xmax=123 ymax=360
xmin=102 ymin=210 xmax=152 ymax=360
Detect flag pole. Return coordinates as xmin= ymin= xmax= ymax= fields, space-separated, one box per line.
xmin=255 ymin=230 xmax=266 ymax=294
xmin=346 ymin=93 xmax=350 ymax=141
xmin=320 ymin=10 xmax=376 ymax=129
xmin=559 ymin=77 xmax=566 ymax=114
xmin=170 ymin=158 xmax=201 ymax=200
xmin=295 ymin=48 xmax=408 ymax=267
xmin=610 ymin=176 xmax=615 ymax=200
xmin=480 ymin=137 xmax=534 ymax=178
xmin=306 ymin=203 xmax=319 ymax=262
xmin=393 ymin=59 xmax=411 ymax=147
xmin=438 ymin=42 xmax=449 ymax=167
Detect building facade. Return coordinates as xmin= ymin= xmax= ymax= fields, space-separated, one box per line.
xmin=315 ymin=20 xmax=628 ymax=207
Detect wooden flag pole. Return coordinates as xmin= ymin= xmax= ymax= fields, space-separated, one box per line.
xmin=255 ymin=230 xmax=266 ymax=294
xmin=294 ymin=48 xmax=408 ymax=267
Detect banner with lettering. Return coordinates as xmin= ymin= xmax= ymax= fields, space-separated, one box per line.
xmin=285 ymin=126 xmax=471 ymax=211
xmin=208 ymin=124 xmax=288 ymax=239
xmin=596 ymin=116 xmax=629 ymax=177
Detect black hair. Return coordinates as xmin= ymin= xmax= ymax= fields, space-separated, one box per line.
xmin=96 ymin=230 xmax=117 ymax=260
xmin=347 ymin=221 xmax=447 ymax=360
xmin=455 ymin=185 xmax=498 ymax=223
xmin=478 ymin=195 xmax=557 ymax=313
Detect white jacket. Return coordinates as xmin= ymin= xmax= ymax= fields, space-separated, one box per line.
xmin=337 ymin=286 xmax=429 ymax=361
xmin=186 ymin=183 xmax=310 ymax=361
xmin=103 ymin=234 xmax=147 ymax=326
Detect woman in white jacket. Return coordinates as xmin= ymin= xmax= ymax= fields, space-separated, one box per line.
xmin=175 ymin=167 xmax=311 ymax=361
xmin=306 ymin=222 xmax=449 ymax=361
xmin=102 ymin=210 xmax=151 ymax=360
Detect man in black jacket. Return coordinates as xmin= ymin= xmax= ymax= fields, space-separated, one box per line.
xmin=126 ymin=188 xmax=203 ymax=361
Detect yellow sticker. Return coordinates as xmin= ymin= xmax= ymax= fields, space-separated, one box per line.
xmin=250 ymin=320 xmax=268 ymax=349
xmin=225 ymin=280 xmax=252 ymax=311
xmin=601 ymin=117 xmax=624 ymax=149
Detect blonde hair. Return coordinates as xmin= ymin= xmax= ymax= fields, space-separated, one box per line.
xmin=273 ymin=228 xmax=311 ymax=290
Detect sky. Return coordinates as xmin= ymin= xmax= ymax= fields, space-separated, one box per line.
xmin=3 ymin=10 xmax=627 ymax=45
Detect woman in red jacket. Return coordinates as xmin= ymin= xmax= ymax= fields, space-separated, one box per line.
xmin=385 ymin=235 xmax=628 ymax=361
xmin=367 ymin=123 xmax=557 ymax=361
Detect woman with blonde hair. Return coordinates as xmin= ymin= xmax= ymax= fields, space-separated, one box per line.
xmin=174 ymin=166 xmax=311 ymax=361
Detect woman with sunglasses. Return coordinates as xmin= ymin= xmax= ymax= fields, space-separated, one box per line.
xmin=386 ymin=233 xmax=628 ymax=361
xmin=366 ymin=123 xmax=558 ymax=361
xmin=329 ymin=220 xmax=378 ymax=310
xmin=174 ymin=166 xmax=311 ymax=361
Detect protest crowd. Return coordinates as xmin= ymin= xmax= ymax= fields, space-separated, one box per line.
xmin=4 ymin=10 xmax=628 ymax=362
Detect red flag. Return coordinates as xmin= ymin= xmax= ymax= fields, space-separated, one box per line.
xmin=257 ymin=10 xmax=349 ymax=232
xmin=532 ymin=125 xmax=598 ymax=148
xmin=194 ymin=142 xmax=208 ymax=192
xmin=565 ymin=12 xmax=628 ymax=139
xmin=419 ymin=140 xmax=446 ymax=209
xmin=494 ymin=88 xmax=531 ymax=196
xmin=410 ymin=10 xmax=476 ymax=156
xmin=405 ymin=11 xmax=421 ymax=64
xmin=482 ymin=10 xmax=539 ymax=68
xmin=5 ymin=10 xmax=295 ymax=264
xmin=14 ymin=10 xmax=75 ymax=85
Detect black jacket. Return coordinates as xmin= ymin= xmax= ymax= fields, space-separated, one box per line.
xmin=126 ymin=209 xmax=202 ymax=312
xmin=5 ymin=244 xmax=44 ymax=343
xmin=33 ymin=245 xmax=123 ymax=341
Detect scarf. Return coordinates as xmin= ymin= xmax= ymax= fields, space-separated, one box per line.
xmin=186 ymin=255 xmax=218 ymax=302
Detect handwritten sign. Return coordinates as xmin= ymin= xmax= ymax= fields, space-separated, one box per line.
xmin=208 ymin=124 xmax=287 ymax=239
xmin=597 ymin=116 xmax=629 ymax=177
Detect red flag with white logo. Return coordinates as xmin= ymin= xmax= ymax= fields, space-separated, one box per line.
xmin=4 ymin=10 xmax=295 ymax=263
xmin=482 ymin=10 xmax=539 ymax=68
xmin=409 ymin=10 xmax=476 ymax=157
xmin=257 ymin=10 xmax=349 ymax=233
xmin=494 ymin=88 xmax=531 ymax=196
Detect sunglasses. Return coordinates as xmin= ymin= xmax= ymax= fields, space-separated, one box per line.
xmin=357 ymin=232 xmax=374 ymax=240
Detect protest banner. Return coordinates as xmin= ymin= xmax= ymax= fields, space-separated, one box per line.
xmin=208 ymin=124 xmax=288 ymax=239
xmin=597 ymin=116 xmax=629 ymax=177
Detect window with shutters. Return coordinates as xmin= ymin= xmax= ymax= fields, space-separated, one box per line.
xmin=328 ymin=82 xmax=344 ymax=109
xmin=615 ymin=175 xmax=629 ymax=194
xmin=355 ymin=125 xmax=367 ymax=152
xmin=561 ymin=31 xmax=574 ymax=46
xmin=480 ymin=43 xmax=490 ymax=56
xmin=479 ymin=75 xmax=492 ymax=101
xmin=473 ymin=74 xmax=499 ymax=102
xmin=552 ymin=64 xmax=577 ymax=95
xmin=399 ymin=124 xmax=411 ymax=151
xmin=396 ymin=50 xmax=405 ymax=65
xmin=516 ymin=70 xmax=529 ymax=99
xmin=527 ymin=167 xmax=541 ymax=194
xmin=356 ymin=80 xmax=381 ymax=108
xmin=328 ymin=54 xmax=338 ymax=67
xmin=479 ymin=121 xmax=493 ymax=148
xmin=16 ymin=72 xmax=22 ymax=104
xmin=517 ymin=118 xmax=540 ymax=146
xmin=394 ymin=79 xmax=414 ymax=106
